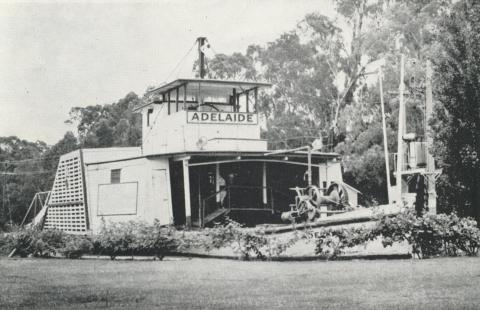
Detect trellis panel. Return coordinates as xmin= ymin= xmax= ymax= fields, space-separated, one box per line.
xmin=43 ymin=150 xmax=88 ymax=233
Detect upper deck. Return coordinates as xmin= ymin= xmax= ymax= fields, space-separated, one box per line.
xmin=135 ymin=78 xmax=271 ymax=155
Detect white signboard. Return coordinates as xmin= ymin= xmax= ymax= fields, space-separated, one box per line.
xmin=187 ymin=111 xmax=258 ymax=125
xmin=97 ymin=182 xmax=138 ymax=216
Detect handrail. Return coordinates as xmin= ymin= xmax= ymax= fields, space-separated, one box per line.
xmin=199 ymin=185 xmax=296 ymax=227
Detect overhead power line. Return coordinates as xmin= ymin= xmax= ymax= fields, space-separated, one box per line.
xmin=0 ymin=155 xmax=61 ymax=165
xmin=0 ymin=171 xmax=54 ymax=176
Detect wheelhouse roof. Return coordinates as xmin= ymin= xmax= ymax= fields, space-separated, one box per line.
xmin=146 ymin=78 xmax=271 ymax=96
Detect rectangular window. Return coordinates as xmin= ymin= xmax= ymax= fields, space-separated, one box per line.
xmin=147 ymin=108 xmax=154 ymax=126
xmin=111 ymin=169 xmax=121 ymax=184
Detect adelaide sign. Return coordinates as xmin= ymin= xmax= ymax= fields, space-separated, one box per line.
xmin=187 ymin=111 xmax=258 ymax=125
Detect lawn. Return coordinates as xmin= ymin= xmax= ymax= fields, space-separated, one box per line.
xmin=1 ymin=256 xmax=479 ymax=309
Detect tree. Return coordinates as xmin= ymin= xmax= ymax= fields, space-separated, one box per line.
xmin=67 ymin=92 xmax=142 ymax=148
xmin=430 ymin=0 xmax=480 ymax=221
xmin=0 ymin=136 xmax=49 ymax=229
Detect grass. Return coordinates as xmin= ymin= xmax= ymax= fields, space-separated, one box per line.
xmin=1 ymin=256 xmax=480 ymax=309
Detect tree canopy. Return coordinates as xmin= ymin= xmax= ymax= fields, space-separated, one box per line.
xmin=430 ymin=0 xmax=480 ymax=221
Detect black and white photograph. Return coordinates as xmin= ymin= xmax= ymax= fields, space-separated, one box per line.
xmin=1 ymin=0 xmax=479 ymax=309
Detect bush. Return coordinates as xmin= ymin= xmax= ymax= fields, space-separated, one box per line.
xmin=2 ymin=227 xmax=68 ymax=258
xmin=34 ymin=229 xmax=68 ymax=257
xmin=312 ymin=210 xmax=480 ymax=259
xmin=59 ymin=236 xmax=93 ymax=259
xmin=130 ymin=220 xmax=179 ymax=260
xmin=93 ymin=221 xmax=137 ymax=260
xmin=204 ymin=219 xmax=298 ymax=260
xmin=93 ymin=220 xmax=180 ymax=260
xmin=374 ymin=210 xmax=480 ymax=258
xmin=312 ymin=226 xmax=374 ymax=259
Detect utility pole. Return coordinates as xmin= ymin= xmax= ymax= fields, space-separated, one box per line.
xmin=425 ymin=60 xmax=437 ymax=214
xmin=396 ymin=54 xmax=406 ymax=205
xmin=379 ymin=67 xmax=392 ymax=204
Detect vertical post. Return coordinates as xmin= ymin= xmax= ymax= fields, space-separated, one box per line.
xmin=197 ymin=37 xmax=206 ymax=79
xmin=197 ymin=170 xmax=202 ymax=225
xmin=182 ymin=159 xmax=192 ymax=227
xmin=379 ymin=67 xmax=392 ymax=205
xmin=232 ymin=88 xmax=237 ymax=112
xmin=307 ymin=146 xmax=312 ymax=186
xmin=246 ymin=90 xmax=249 ymax=113
xmin=396 ymin=54 xmax=405 ymax=205
xmin=167 ymin=91 xmax=171 ymax=115
xmin=183 ymin=84 xmax=187 ymax=110
xmin=176 ymin=87 xmax=179 ymax=112
xmin=215 ymin=164 xmax=221 ymax=203
xmin=254 ymin=87 xmax=258 ymax=112
xmin=425 ymin=60 xmax=437 ymax=214
xmin=262 ymin=162 xmax=267 ymax=205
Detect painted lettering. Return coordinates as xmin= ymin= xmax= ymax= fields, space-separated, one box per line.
xmin=187 ymin=112 xmax=257 ymax=125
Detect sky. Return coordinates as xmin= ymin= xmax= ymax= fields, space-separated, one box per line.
xmin=0 ymin=0 xmax=335 ymax=144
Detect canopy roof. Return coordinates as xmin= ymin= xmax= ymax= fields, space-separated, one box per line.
xmin=147 ymin=78 xmax=271 ymax=97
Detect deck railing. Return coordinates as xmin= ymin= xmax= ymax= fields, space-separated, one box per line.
xmin=199 ymin=185 xmax=292 ymax=227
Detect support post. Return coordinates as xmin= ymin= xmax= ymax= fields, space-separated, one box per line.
xmin=182 ymin=159 xmax=192 ymax=227
xmin=246 ymin=90 xmax=249 ymax=113
xmin=379 ymin=67 xmax=392 ymax=204
xmin=425 ymin=60 xmax=437 ymax=214
xmin=396 ymin=54 xmax=405 ymax=204
xmin=167 ymin=91 xmax=171 ymax=115
xmin=307 ymin=146 xmax=312 ymax=186
xmin=183 ymin=84 xmax=187 ymax=110
xmin=262 ymin=162 xmax=267 ymax=205
xmin=254 ymin=87 xmax=258 ymax=112
xmin=215 ymin=164 xmax=221 ymax=203
xmin=232 ymin=88 xmax=237 ymax=112
xmin=176 ymin=87 xmax=179 ymax=112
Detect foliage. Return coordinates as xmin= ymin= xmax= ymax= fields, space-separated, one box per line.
xmin=430 ymin=0 xmax=480 ymax=221
xmin=59 ymin=235 xmax=93 ymax=259
xmin=3 ymin=227 xmax=68 ymax=258
xmin=129 ymin=220 xmax=179 ymax=260
xmin=204 ymin=219 xmax=299 ymax=260
xmin=0 ymin=136 xmax=50 ymax=229
xmin=93 ymin=221 xmax=137 ymax=260
xmin=312 ymin=225 xmax=374 ymax=259
xmin=66 ymin=92 xmax=142 ymax=148
xmin=312 ymin=209 xmax=480 ymax=259
xmin=93 ymin=220 xmax=180 ymax=260
xmin=374 ymin=209 xmax=480 ymax=258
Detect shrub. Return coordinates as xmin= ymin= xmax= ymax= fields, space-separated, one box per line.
xmin=2 ymin=227 xmax=68 ymax=258
xmin=373 ymin=209 xmax=480 ymax=258
xmin=130 ymin=220 xmax=180 ymax=260
xmin=93 ymin=221 xmax=137 ymax=260
xmin=205 ymin=219 xmax=298 ymax=260
xmin=6 ymin=229 xmax=37 ymax=257
xmin=0 ymin=232 xmax=13 ymax=256
xmin=34 ymin=229 xmax=68 ymax=257
xmin=93 ymin=220 xmax=180 ymax=260
xmin=313 ymin=226 xmax=374 ymax=259
xmin=311 ymin=209 xmax=480 ymax=259
xmin=59 ymin=236 xmax=94 ymax=259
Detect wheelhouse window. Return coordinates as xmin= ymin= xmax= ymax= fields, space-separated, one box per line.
xmin=111 ymin=169 xmax=121 ymax=184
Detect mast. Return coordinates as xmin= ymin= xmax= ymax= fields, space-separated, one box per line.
xmin=197 ymin=37 xmax=207 ymax=79
xmin=379 ymin=67 xmax=392 ymax=204
xmin=425 ymin=60 xmax=437 ymax=214
xmin=396 ymin=54 xmax=405 ymax=204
